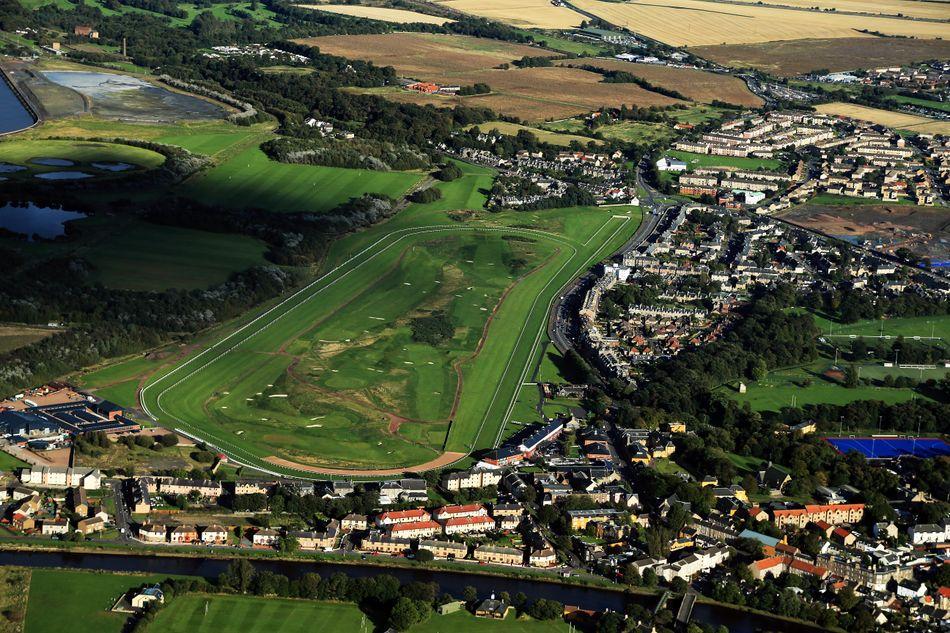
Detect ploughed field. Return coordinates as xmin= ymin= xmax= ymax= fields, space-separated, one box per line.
xmin=555 ymin=58 xmax=762 ymax=107
xmin=693 ymin=37 xmax=950 ymax=76
xmin=297 ymin=33 xmax=683 ymax=121
xmin=142 ymin=170 xmax=641 ymax=475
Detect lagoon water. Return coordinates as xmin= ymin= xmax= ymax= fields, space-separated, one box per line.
xmin=92 ymin=161 xmax=134 ymax=171
xmin=35 ymin=171 xmax=94 ymax=180
xmin=0 ymin=202 xmax=86 ymax=239
xmin=0 ymin=78 xmax=34 ymax=134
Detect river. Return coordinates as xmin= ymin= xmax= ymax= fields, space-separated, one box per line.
xmin=0 ymin=549 xmax=820 ymax=632
xmin=0 ymin=74 xmax=35 ymax=135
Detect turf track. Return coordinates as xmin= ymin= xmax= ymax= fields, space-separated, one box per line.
xmin=141 ymin=214 xmax=635 ymax=478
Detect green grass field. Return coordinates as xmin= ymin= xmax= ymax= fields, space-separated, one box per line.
xmin=516 ymin=29 xmax=609 ymax=56
xmin=148 ymin=594 xmax=569 ymax=633
xmin=0 ymin=138 xmax=165 ymax=179
xmin=2 ymin=215 xmax=269 ymax=292
xmin=141 ymin=190 xmax=641 ymax=474
xmin=670 ymin=150 xmax=784 ymax=171
xmin=468 ymin=121 xmax=601 ymax=147
xmin=595 ymin=121 xmax=675 ymax=146
xmin=83 ymin=220 xmax=268 ymax=291
xmin=723 ymin=312 xmax=949 ymax=412
xmin=812 ymin=313 xmax=950 ymax=342
xmin=888 ymin=95 xmax=950 ymax=114
xmin=0 ymin=449 xmax=28 ymax=472
xmin=807 ymin=193 xmax=915 ymax=206
xmin=181 ymin=146 xmax=423 ymax=213
xmin=25 ymin=569 xmax=166 ymax=633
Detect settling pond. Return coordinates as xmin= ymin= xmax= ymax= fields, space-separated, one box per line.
xmin=40 ymin=71 xmax=227 ymax=123
xmin=0 ymin=202 xmax=86 ymax=239
xmin=0 ymin=75 xmax=35 ymax=134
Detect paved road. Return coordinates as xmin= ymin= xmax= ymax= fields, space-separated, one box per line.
xmin=107 ymin=478 xmax=133 ymax=543
xmin=547 ymin=163 xmax=674 ymax=355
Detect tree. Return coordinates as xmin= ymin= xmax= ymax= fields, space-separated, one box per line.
xmin=219 ymin=559 xmax=255 ymax=594
xmin=277 ymin=535 xmax=300 ymax=554
xmin=415 ymin=549 xmax=434 ymax=563
xmin=837 ymin=587 xmax=859 ymax=611
xmin=463 ymin=585 xmax=478 ymax=604
xmin=642 ymin=568 xmax=658 ymax=588
xmin=527 ymin=599 xmax=563 ymax=620
xmin=387 ymin=597 xmax=430 ymax=631
xmin=670 ymin=577 xmax=688 ymax=594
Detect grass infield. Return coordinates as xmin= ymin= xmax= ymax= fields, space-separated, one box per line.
xmin=141 ymin=196 xmax=641 ymax=475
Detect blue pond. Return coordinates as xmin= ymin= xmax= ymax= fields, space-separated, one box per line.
xmin=30 ymin=157 xmax=75 ymax=167
xmin=92 ymin=161 xmax=134 ymax=172
xmin=0 ymin=202 xmax=86 ymax=240
xmin=35 ymin=171 xmax=94 ymax=180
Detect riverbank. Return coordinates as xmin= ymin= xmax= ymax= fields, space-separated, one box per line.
xmin=0 ymin=546 xmax=832 ymax=633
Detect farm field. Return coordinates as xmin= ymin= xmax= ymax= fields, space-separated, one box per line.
xmin=815 ymin=102 xmax=950 ymax=135
xmin=568 ymin=0 xmax=950 ymax=47
xmin=181 ymin=145 xmax=423 ymax=213
xmin=24 ymin=569 xmax=166 ymax=633
xmin=556 ymin=58 xmax=762 ymax=107
xmin=433 ymin=0 xmax=582 ymax=29
xmin=0 ymin=324 xmax=57 ymax=354
xmin=295 ymin=4 xmax=452 ymax=24
xmin=669 ymin=150 xmax=784 ymax=171
xmin=301 ymin=33 xmax=682 ymax=121
xmin=692 ymin=37 xmax=950 ymax=76
xmin=141 ymin=192 xmax=641 ymax=476
xmin=468 ymin=121 xmax=601 ymax=147
xmin=717 ymin=0 xmax=950 ymax=20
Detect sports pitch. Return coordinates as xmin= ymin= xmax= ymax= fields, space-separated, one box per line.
xmin=826 ymin=437 xmax=950 ymax=459
xmin=142 ymin=167 xmax=641 ymax=476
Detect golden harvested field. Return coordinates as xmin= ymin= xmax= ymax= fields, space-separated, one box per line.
xmin=557 ymin=58 xmax=762 ymax=106
xmin=303 ymin=33 xmax=682 ymax=121
xmin=294 ymin=4 xmax=453 ymax=24
xmin=569 ymin=0 xmax=950 ymax=46
xmin=722 ymin=0 xmax=950 ymax=21
xmin=816 ymin=102 xmax=950 ymax=134
xmin=694 ymin=37 xmax=950 ymax=76
xmin=433 ymin=0 xmax=583 ymax=29
xmin=295 ymin=33 xmax=554 ymax=76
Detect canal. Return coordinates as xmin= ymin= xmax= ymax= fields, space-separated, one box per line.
xmin=0 ymin=549 xmax=821 ymax=632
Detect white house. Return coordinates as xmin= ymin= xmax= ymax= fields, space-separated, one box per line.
xmin=656 ymin=156 xmax=687 ymax=172
xmin=908 ymin=523 xmax=949 ymax=545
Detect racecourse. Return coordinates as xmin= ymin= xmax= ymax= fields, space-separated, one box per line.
xmin=141 ymin=196 xmax=640 ymax=477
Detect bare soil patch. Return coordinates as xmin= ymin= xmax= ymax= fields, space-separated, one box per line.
xmin=557 ymin=58 xmax=762 ymax=106
xmin=693 ymin=37 xmax=950 ymax=76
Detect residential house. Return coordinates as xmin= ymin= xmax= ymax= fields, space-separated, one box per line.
xmin=418 ymin=539 xmax=467 ymax=560
xmin=473 ymin=545 xmax=523 ymax=566
xmin=170 ymin=525 xmax=198 ymax=544
xmin=138 ymin=523 xmax=167 ymax=543
xmin=252 ymin=529 xmax=280 ymax=548
xmin=77 ymin=516 xmax=106 ymax=535
xmin=200 ymin=524 xmax=228 ymax=545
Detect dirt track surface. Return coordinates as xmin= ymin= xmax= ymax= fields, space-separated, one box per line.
xmin=264 ymin=451 xmax=467 ymax=476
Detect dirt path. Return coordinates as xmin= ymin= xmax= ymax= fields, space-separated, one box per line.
xmin=263 ymin=451 xmax=466 ymax=476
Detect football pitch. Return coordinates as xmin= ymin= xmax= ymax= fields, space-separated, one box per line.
xmin=141 ymin=185 xmax=640 ymax=476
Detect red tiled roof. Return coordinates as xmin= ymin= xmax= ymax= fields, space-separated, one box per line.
xmin=378 ymin=508 xmax=429 ymax=522
xmin=388 ymin=520 xmax=439 ymax=533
